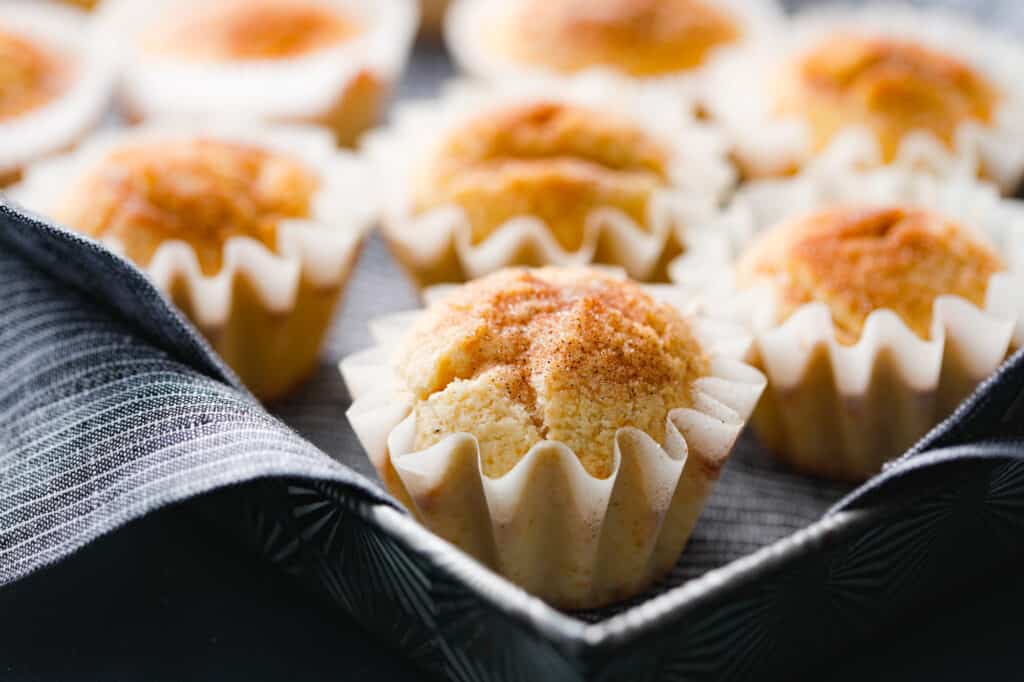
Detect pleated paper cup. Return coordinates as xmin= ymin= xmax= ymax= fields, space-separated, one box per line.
xmin=364 ymin=74 xmax=734 ymax=289
xmin=445 ymin=0 xmax=783 ymax=96
xmin=671 ymin=168 xmax=1024 ymax=481
xmin=702 ymin=4 xmax=1024 ymax=192
xmin=0 ymin=0 xmax=114 ymax=184
xmin=11 ymin=122 xmax=373 ymax=401
xmin=93 ymin=0 xmax=418 ymax=147
xmin=341 ymin=286 xmax=765 ymax=609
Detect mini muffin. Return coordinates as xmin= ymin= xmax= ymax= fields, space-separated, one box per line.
xmin=447 ymin=0 xmax=781 ymax=87
xmin=0 ymin=1 xmax=113 ymax=185
xmin=672 ymin=168 xmax=1024 ymax=480
xmin=704 ymin=6 xmax=1024 ymax=191
xmin=12 ymin=124 xmax=372 ymax=400
xmin=342 ymin=267 xmax=765 ymax=608
xmin=94 ymin=0 xmax=417 ymax=147
xmin=367 ymin=76 xmax=733 ymax=288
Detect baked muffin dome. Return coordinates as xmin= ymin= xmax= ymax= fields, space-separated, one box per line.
xmin=490 ymin=0 xmax=740 ymax=77
xmin=447 ymin=0 xmax=780 ymax=84
xmin=702 ymin=6 xmax=1024 ymax=190
xmin=776 ymin=35 xmax=998 ymax=164
xmin=0 ymin=1 xmax=113 ymax=185
xmin=396 ymin=268 xmax=709 ymax=478
xmin=0 ymin=27 xmax=72 ymax=122
xmin=96 ymin=0 xmax=417 ymax=147
xmin=142 ymin=0 xmax=359 ymax=61
xmin=414 ymin=101 xmax=670 ymax=253
xmin=52 ymin=138 xmax=319 ymax=276
xmin=737 ymin=206 xmax=1005 ymax=345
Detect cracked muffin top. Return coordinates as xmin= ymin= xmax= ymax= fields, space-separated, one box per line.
xmin=53 ymin=138 xmax=319 ymax=275
xmin=413 ymin=101 xmax=671 ymax=252
xmin=490 ymin=0 xmax=741 ymax=76
xmin=775 ymin=35 xmax=998 ymax=161
xmin=737 ymin=205 xmax=1005 ymax=344
xmin=143 ymin=0 xmax=360 ymax=61
xmin=396 ymin=267 xmax=709 ymax=478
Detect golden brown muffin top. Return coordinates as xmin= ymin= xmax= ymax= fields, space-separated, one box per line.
xmin=492 ymin=0 xmax=740 ymax=76
xmin=397 ymin=267 xmax=709 ymax=478
xmin=737 ymin=206 xmax=1005 ymax=343
xmin=776 ymin=35 xmax=998 ymax=161
xmin=144 ymin=0 xmax=360 ymax=61
xmin=0 ymin=28 xmax=71 ymax=122
xmin=60 ymin=0 xmax=99 ymax=10
xmin=414 ymin=101 xmax=670 ymax=251
xmin=53 ymin=138 xmax=319 ymax=275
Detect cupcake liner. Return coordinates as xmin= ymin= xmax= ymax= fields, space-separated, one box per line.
xmin=10 ymin=122 xmax=373 ymax=400
xmin=702 ymin=4 xmax=1024 ymax=192
xmin=93 ymin=0 xmax=418 ymax=145
xmin=671 ymin=168 xmax=1024 ymax=480
xmin=364 ymin=74 xmax=734 ymax=288
xmin=341 ymin=289 xmax=765 ymax=609
xmin=445 ymin=0 xmax=783 ymax=95
xmin=0 ymin=0 xmax=114 ymax=180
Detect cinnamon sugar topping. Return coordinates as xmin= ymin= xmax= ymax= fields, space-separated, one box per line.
xmin=493 ymin=0 xmax=740 ymax=76
xmin=776 ymin=35 xmax=998 ymax=161
xmin=397 ymin=268 xmax=708 ymax=478
xmin=415 ymin=101 xmax=670 ymax=251
xmin=738 ymin=205 xmax=1005 ymax=343
xmin=53 ymin=138 xmax=319 ymax=275
xmin=144 ymin=0 xmax=359 ymax=61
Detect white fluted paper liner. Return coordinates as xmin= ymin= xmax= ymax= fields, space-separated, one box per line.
xmin=445 ymin=0 xmax=783 ymax=95
xmin=0 ymin=1 xmax=114 ymax=178
xmin=702 ymin=4 xmax=1024 ymax=192
xmin=671 ymin=168 xmax=1024 ymax=480
xmin=341 ymin=290 xmax=766 ymax=609
xmin=364 ymin=74 xmax=735 ymax=287
xmin=92 ymin=0 xmax=417 ymax=132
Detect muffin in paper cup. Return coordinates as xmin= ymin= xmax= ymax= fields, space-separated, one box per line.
xmin=364 ymin=74 xmax=735 ymax=289
xmin=671 ymin=167 xmax=1024 ymax=481
xmin=0 ymin=0 xmax=113 ymax=185
xmin=703 ymin=4 xmax=1024 ymax=192
xmin=341 ymin=267 xmax=765 ymax=609
xmin=10 ymin=122 xmax=373 ymax=401
xmin=93 ymin=0 xmax=418 ymax=147
xmin=446 ymin=0 xmax=783 ymax=95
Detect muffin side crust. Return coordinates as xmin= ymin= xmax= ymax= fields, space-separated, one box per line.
xmin=53 ymin=138 xmax=319 ymax=275
xmin=776 ymin=35 xmax=998 ymax=161
xmin=396 ymin=268 xmax=709 ymax=479
xmin=737 ymin=205 xmax=1005 ymax=344
xmin=414 ymin=102 xmax=671 ymax=251
xmin=491 ymin=0 xmax=740 ymax=76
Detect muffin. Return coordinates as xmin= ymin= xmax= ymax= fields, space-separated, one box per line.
xmin=366 ymin=76 xmax=733 ymax=288
xmin=0 ymin=1 xmax=113 ymax=185
xmin=703 ymin=5 xmax=1024 ymax=191
xmin=447 ymin=0 xmax=781 ymax=87
xmin=11 ymin=124 xmax=373 ymax=401
xmin=94 ymin=0 xmax=417 ymax=147
xmin=672 ymin=168 xmax=1024 ymax=480
xmin=342 ymin=267 xmax=765 ymax=609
